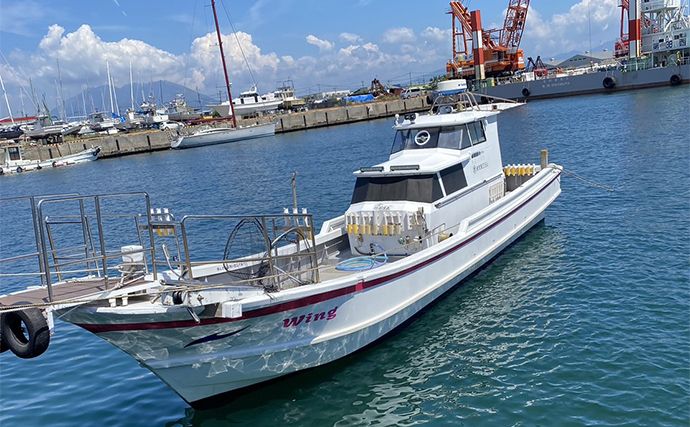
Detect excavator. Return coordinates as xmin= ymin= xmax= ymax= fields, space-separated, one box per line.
xmin=446 ymin=0 xmax=529 ymax=79
xmin=526 ymin=56 xmax=548 ymax=77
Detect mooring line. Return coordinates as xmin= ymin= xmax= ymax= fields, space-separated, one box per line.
xmin=561 ymin=168 xmax=616 ymax=192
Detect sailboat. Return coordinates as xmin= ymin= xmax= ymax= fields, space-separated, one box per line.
xmin=172 ymin=0 xmax=275 ymax=149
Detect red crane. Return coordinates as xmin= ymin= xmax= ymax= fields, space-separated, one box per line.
xmin=615 ymin=0 xmax=630 ymax=58
xmin=446 ymin=0 xmax=529 ymax=79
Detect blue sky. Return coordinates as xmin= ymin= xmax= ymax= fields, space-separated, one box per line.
xmin=0 ymin=0 xmax=625 ymax=117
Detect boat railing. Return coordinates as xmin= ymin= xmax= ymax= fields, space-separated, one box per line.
xmin=0 ymin=192 xmax=321 ymax=303
xmin=0 ymin=192 xmax=156 ymax=303
xmin=430 ymin=90 xmax=518 ymax=113
xmin=172 ymin=213 xmax=320 ymax=291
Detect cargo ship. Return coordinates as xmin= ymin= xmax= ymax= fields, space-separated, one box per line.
xmin=446 ymin=0 xmax=689 ymax=101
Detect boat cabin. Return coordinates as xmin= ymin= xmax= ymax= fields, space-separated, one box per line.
xmin=345 ymin=107 xmax=506 ymax=257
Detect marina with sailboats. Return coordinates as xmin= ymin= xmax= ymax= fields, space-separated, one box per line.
xmin=0 ymin=0 xmax=689 ymax=425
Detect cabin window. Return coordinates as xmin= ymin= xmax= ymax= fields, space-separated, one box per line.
xmin=391 ymin=126 xmax=474 ymax=153
xmin=437 ymin=126 xmax=472 ymax=149
xmin=391 ymin=129 xmax=440 ymax=153
xmin=351 ymin=175 xmax=443 ymax=204
xmin=8 ymin=147 xmax=21 ymax=161
xmin=467 ymin=121 xmax=486 ymax=145
xmin=440 ymin=162 xmax=468 ymax=194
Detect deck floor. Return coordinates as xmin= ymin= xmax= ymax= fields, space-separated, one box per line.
xmin=0 ymin=277 xmax=144 ymax=309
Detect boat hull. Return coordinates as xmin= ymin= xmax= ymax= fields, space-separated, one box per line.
xmin=62 ymin=166 xmax=561 ymax=406
xmin=474 ymin=64 xmax=689 ymax=100
xmin=171 ymin=123 xmax=276 ymax=149
xmin=0 ymin=146 xmax=101 ymax=175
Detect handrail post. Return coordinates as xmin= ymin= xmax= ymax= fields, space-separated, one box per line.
xmin=78 ymin=198 xmax=92 ymax=278
xmin=93 ymin=196 xmax=109 ymax=289
xmin=144 ymin=195 xmax=157 ymax=280
xmin=28 ymin=196 xmax=46 ymax=287
xmin=308 ymin=214 xmax=320 ymax=284
xmin=179 ymin=218 xmax=193 ymax=279
xmin=260 ymin=216 xmax=277 ymax=290
xmin=36 ymin=200 xmax=54 ymax=302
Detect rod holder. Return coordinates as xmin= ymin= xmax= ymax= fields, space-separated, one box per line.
xmin=541 ymin=150 xmax=549 ymax=169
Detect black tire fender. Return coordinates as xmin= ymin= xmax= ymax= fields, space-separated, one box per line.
xmin=670 ymin=74 xmax=682 ymax=85
xmin=603 ymin=76 xmax=616 ymax=89
xmin=1 ymin=308 xmax=50 ymax=359
xmin=16 ymin=166 xmax=23 ymax=173
xmin=522 ymin=88 xmax=530 ymax=97
xmin=0 ymin=314 xmax=9 ymax=353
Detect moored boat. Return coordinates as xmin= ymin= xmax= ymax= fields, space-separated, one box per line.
xmin=0 ymin=142 xmax=101 ymax=175
xmin=0 ymin=80 xmax=562 ymax=408
xmin=171 ymin=122 xmax=276 ymax=149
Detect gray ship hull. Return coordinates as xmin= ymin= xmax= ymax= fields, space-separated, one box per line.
xmin=473 ymin=64 xmax=689 ymax=100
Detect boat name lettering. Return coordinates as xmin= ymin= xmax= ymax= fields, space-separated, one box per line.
xmin=473 ymin=162 xmax=489 ymax=173
xmin=282 ymin=306 xmax=338 ymax=328
xmin=373 ymin=204 xmax=391 ymax=211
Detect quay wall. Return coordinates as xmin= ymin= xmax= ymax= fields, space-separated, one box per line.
xmin=17 ymin=97 xmax=429 ymax=161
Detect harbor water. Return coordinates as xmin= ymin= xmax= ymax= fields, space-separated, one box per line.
xmin=0 ymin=86 xmax=688 ymax=426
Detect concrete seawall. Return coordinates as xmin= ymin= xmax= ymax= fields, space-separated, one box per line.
xmin=16 ymin=97 xmax=430 ymax=161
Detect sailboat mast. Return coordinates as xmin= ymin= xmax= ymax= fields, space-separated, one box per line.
xmin=0 ymin=72 xmax=15 ymax=125
xmin=211 ymin=0 xmax=237 ymax=127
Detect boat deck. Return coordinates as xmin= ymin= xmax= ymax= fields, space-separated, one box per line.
xmin=0 ymin=278 xmax=146 ymax=310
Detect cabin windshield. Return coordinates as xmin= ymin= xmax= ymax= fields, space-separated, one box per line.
xmin=391 ymin=124 xmax=477 ymax=154
xmin=351 ymin=175 xmax=443 ymax=204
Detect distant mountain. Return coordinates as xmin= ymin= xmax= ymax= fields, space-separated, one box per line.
xmin=53 ymin=81 xmax=219 ymax=119
xmin=540 ymin=39 xmax=618 ymax=62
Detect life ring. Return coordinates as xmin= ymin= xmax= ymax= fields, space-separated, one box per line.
xmin=603 ymin=76 xmax=616 ymax=89
xmin=670 ymin=74 xmax=682 ymax=85
xmin=16 ymin=166 xmax=23 ymax=173
xmin=522 ymin=88 xmax=531 ymax=97
xmin=414 ymin=130 xmax=431 ymax=146
xmin=1 ymin=308 xmax=50 ymax=359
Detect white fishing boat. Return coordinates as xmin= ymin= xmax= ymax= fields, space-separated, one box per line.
xmin=0 ymin=142 xmax=100 ymax=175
xmin=171 ymin=122 xmax=276 ymax=149
xmin=0 ymin=80 xmax=562 ymax=408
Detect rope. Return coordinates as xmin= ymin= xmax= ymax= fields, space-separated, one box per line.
xmin=561 ymin=168 xmax=616 ymax=192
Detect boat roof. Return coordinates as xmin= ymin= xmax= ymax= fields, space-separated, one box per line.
xmin=355 ymin=150 xmax=470 ymax=177
xmin=393 ymin=109 xmax=497 ymax=131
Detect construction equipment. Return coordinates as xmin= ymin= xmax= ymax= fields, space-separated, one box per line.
xmin=446 ymin=0 xmax=529 ymax=79
xmin=526 ymin=56 xmax=548 ymax=77
xmin=615 ymin=0 xmax=631 ymax=57
xmin=370 ymin=78 xmax=389 ymax=97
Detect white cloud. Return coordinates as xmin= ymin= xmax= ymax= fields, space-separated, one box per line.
xmin=340 ymin=33 xmax=363 ymax=44
xmin=421 ymin=27 xmax=450 ymax=43
xmin=382 ymin=27 xmax=417 ymax=44
xmin=306 ymin=35 xmax=335 ymax=52
xmin=522 ymin=0 xmax=619 ymax=56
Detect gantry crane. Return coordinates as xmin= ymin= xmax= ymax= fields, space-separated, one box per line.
xmin=446 ymin=0 xmax=530 ymax=79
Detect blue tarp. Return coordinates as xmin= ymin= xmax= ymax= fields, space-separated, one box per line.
xmin=343 ymin=94 xmax=374 ymax=103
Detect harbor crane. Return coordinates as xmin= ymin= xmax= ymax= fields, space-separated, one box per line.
xmin=446 ymin=0 xmax=530 ymax=79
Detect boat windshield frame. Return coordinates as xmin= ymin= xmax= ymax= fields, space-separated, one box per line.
xmin=391 ymin=122 xmax=485 ymax=154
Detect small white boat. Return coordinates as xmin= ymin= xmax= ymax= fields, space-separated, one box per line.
xmin=171 ymin=122 xmax=276 ymax=149
xmin=0 ymin=80 xmax=562 ymax=408
xmin=0 ymin=143 xmax=101 ymax=175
